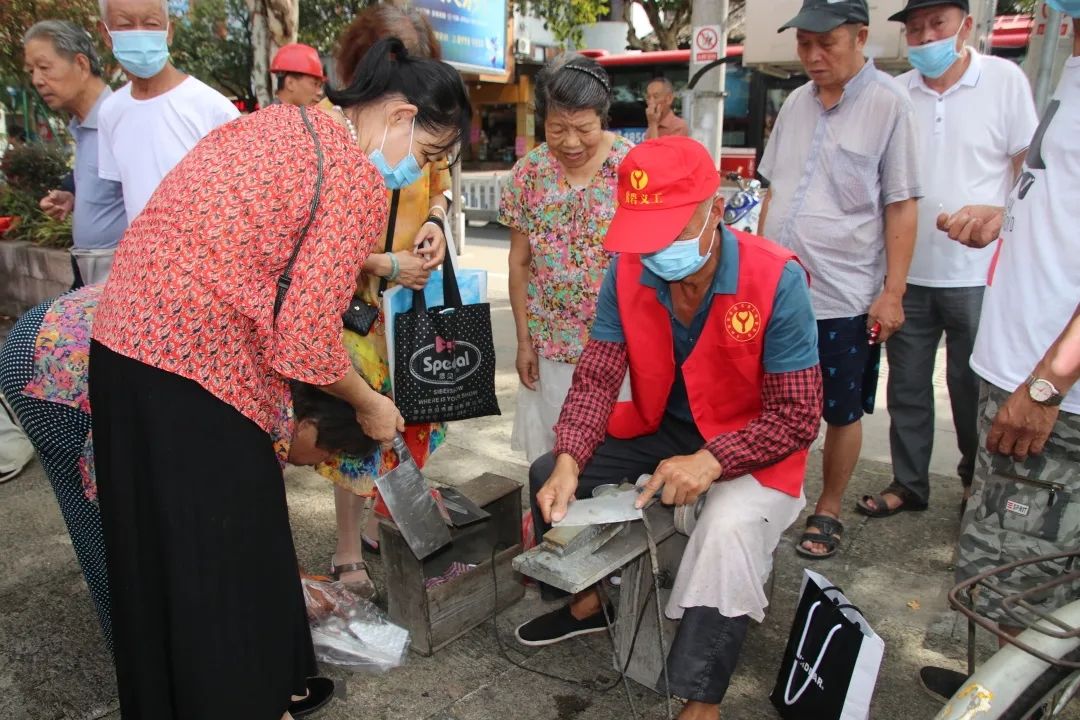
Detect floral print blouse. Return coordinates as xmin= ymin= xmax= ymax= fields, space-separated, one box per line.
xmin=92 ymin=105 xmax=387 ymax=441
xmin=498 ymin=136 xmax=632 ymax=364
xmin=23 ymin=285 xmax=101 ymax=415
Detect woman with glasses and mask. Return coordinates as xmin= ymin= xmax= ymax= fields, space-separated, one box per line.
xmin=316 ymin=3 xmax=454 ymax=601
xmin=87 ymin=37 xmax=471 ymax=720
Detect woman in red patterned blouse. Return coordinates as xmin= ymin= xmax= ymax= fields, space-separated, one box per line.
xmin=88 ymin=38 xmax=470 ymax=720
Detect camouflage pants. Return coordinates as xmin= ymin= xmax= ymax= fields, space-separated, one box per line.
xmin=957 ymin=381 xmax=1080 ymax=625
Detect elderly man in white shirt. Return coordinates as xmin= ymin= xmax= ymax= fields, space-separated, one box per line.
xmin=96 ymin=0 xmax=239 ymax=223
xmin=855 ymin=0 xmax=1038 ymax=521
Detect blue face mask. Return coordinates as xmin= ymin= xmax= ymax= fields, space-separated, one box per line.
xmin=642 ymin=214 xmax=717 ymax=282
xmin=1046 ymin=0 xmax=1080 ymax=16
xmin=907 ymin=22 xmax=964 ymax=79
xmin=109 ymin=28 xmax=170 ymax=79
xmin=369 ymin=119 xmax=423 ymax=190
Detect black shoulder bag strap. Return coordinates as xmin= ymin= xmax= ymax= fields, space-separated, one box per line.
xmin=376 ymin=189 xmax=402 ymax=297
xmin=273 ymin=104 xmax=325 ymax=322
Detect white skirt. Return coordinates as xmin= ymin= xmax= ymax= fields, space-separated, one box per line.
xmin=511 ymin=357 xmax=631 ymax=463
xmin=666 ymin=474 xmax=805 ymax=623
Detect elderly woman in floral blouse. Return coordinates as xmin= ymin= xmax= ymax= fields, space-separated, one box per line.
xmin=501 ymin=53 xmax=632 ymax=461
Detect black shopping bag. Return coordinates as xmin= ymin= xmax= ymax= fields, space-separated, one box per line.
xmin=770 ymin=569 xmax=884 ymax=720
xmin=391 ymin=254 xmax=500 ymax=424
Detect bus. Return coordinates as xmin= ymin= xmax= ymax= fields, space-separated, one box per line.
xmin=587 ymin=46 xmax=803 ymax=175
xmin=588 ymin=17 xmax=1035 ymax=169
xmin=586 ymin=47 xmax=748 ymax=145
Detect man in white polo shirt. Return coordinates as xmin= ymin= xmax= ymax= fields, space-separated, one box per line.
xmin=96 ymin=0 xmax=239 ymax=223
xmin=856 ymin=0 xmax=1037 ymax=520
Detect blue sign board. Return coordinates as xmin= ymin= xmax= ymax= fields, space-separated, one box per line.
xmin=414 ymin=0 xmax=508 ymax=75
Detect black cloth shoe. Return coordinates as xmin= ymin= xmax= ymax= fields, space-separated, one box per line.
xmin=514 ymin=604 xmax=611 ymax=647
xmin=289 ymin=676 xmax=337 ymax=718
xmin=919 ymin=666 xmax=967 ymax=703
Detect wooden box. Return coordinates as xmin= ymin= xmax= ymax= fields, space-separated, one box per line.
xmin=379 ymin=472 xmax=524 ymax=656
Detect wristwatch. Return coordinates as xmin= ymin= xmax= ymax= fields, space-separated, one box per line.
xmin=1026 ymin=374 xmax=1064 ymax=407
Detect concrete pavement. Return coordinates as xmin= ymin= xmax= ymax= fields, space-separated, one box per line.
xmin=0 ymin=232 xmax=1071 ymax=719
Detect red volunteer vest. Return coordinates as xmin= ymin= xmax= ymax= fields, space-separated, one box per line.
xmin=607 ymin=228 xmax=809 ymax=497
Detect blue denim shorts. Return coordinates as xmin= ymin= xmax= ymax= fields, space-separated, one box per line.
xmin=817 ymin=314 xmax=881 ymax=426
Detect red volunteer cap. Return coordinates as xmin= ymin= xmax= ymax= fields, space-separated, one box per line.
xmin=604 ymin=136 xmax=721 ymax=254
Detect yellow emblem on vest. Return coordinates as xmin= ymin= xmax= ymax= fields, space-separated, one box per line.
xmin=725 ymin=301 xmax=761 ymax=342
xmin=629 ymin=169 xmax=649 ymax=190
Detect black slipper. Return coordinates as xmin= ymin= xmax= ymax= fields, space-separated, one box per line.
xmin=918 ymin=666 xmax=966 ymax=704
xmin=289 ymin=676 xmax=337 ymax=718
xmin=855 ymin=482 xmax=928 ymax=518
xmin=795 ymin=514 xmax=843 ymax=559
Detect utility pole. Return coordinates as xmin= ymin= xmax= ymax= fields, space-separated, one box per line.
xmin=1033 ymin=5 xmax=1064 ymax=112
xmin=687 ymin=0 xmax=730 ymax=162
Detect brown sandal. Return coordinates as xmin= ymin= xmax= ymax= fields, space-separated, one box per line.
xmin=330 ymin=554 xmax=377 ymax=601
xmin=855 ymin=482 xmax=928 ymax=518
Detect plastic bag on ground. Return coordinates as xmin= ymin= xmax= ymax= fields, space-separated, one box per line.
xmin=301 ymin=575 xmax=410 ymax=673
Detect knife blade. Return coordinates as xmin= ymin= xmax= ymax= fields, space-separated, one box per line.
xmin=374 ymin=435 xmax=453 ymax=559
xmin=552 ymin=487 xmax=643 ymax=527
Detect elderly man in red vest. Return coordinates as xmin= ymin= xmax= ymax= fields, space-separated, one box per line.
xmin=514 ymin=137 xmax=822 ymax=720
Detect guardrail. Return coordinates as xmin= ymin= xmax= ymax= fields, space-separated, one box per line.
xmin=461 ymin=172 xmax=508 ymax=224
xmin=458 ymin=171 xmax=742 ymax=225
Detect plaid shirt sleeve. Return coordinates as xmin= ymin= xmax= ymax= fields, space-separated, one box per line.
xmin=706 ymin=364 xmax=822 ymax=480
xmin=552 ymin=339 xmax=629 ymax=468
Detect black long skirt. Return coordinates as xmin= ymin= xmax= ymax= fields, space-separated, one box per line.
xmin=88 ymin=340 xmax=316 ymax=720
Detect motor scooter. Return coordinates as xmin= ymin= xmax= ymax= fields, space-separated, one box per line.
xmin=722 ymin=171 xmax=763 ymax=233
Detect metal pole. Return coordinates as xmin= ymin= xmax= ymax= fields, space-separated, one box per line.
xmin=450 ymin=160 xmax=465 ymax=255
xmin=688 ymin=0 xmax=730 ymax=162
xmin=1034 ymin=6 xmax=1064 ymax=113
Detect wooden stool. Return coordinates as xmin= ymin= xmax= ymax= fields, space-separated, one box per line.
xmin=515 ymin=503 xmax=780 ymax=691
xmin=615 ymin=534 xmax=780 ymax=692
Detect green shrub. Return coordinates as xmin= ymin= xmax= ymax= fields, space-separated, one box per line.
xmin=0 ymin=142 xmax=74 ymax=248
xmin=2 ymin=141 xmax=70 ymax=199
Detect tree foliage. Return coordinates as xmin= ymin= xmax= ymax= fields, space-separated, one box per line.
xmin=996 ymin=0 xmax=1037 ymax=13
xmin=171 ymin=0 xmax=257 ymax=107
xmin=299 ymin=0 xmax=371 ymax=58
xmin=515 ymin=0 xmax=610 ymax=50
xmin=624 ymin=0 xmax=745 ymax=51
xmin=626 ymin=0 xmax=691 ymax=50
xmin=0 ymin=0 xmax=101 ymax=85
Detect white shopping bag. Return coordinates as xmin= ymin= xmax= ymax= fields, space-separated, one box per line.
xmin=770 ymin=569 xmax=885 ymax=720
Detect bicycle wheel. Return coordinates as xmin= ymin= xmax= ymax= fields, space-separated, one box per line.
xmin=936 ymin=601 xmax=1080 ymax=720
xmin=999 ymin=648 xmax=1080 ymax=720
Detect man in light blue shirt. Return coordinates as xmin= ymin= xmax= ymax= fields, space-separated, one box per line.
xmin=25 ymin=20 xmax=126 ymax=286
